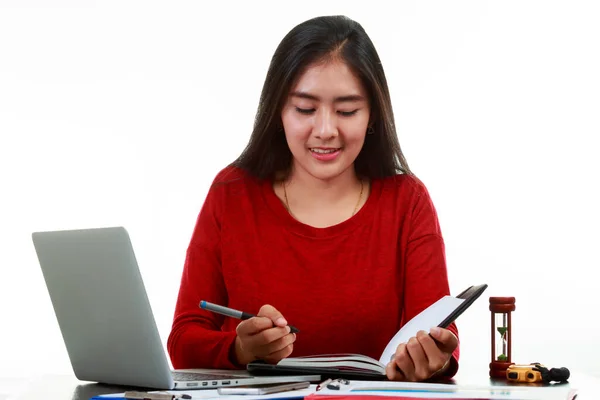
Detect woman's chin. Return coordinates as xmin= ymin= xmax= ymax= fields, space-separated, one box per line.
xmin=304 ymin=161 xmax=355 ymax=182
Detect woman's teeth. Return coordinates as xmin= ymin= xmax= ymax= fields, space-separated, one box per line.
xmin=310 ymin=148 xmax=339 ymax=154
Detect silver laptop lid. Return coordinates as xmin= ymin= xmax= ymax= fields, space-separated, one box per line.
xmin=32 ymin=227 xmax=175 ymax=389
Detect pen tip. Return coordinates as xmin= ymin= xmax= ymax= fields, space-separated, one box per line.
xmin=200 ymin=300 xmax=206 ymax=308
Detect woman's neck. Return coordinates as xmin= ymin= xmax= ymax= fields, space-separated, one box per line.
xmin=286 ymin=166 xmax=360 ymax=202
xmin=277 ymin=165 xmax=368 ymax=228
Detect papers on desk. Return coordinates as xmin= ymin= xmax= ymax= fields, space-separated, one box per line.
xmin=92 ymin=380 xmax=577 ymax=400
xmin=311 ymin=380 xmax=577 ymax=400
xmin=92 ymin=385 xmax=317 ymax=400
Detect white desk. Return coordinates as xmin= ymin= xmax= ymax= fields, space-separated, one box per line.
xmin=2 ymin=370 xmax=597 ymax=400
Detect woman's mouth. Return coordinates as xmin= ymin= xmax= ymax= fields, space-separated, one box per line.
xmin=309 ymin=147 xmax=341 ymax=161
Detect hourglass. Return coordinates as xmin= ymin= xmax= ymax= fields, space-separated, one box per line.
xmin=489 ymin=297 xmax=515 ymax=378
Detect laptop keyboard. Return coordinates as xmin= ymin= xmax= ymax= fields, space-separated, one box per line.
xmin=172 ymin=371 xmax=243 ymax=381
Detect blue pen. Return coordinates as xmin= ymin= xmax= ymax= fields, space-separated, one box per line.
xmin=199 ymin=300 xmax=300 ymax=334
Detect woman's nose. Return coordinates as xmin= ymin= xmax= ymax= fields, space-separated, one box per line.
xmin=314 ymin=109 xmax=338 ymax=139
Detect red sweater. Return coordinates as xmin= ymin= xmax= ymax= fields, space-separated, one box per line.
xmin=167 ymin=166 xmax=460 ymax=376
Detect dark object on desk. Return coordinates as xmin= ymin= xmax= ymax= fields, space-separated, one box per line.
xmin=324 ymin=379 xmax=350 ymax=390
xmin=536 ymin=365 xmax=570 ymax=383
xmin=489 ymin=296 xmax=516 ymax=379
xmin=506 ymin=363 xmax=570 ymax=384
xmin=248 ymin=284 xmax=488 ymax=380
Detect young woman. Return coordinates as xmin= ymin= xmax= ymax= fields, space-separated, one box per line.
xmin=167 ymin=15 xmax=460 ymax=382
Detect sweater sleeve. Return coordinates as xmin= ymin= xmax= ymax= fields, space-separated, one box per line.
xmin=400 ymin=179 xmax=460 ymax=379
xmin=166 ymin=174 xmax=241 ymax=370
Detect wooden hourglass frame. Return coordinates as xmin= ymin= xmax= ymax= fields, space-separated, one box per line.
xmin=489 ymin=297 xmax=516 ymax=378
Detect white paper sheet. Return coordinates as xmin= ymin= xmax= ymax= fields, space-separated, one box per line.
xmin=313 ymin=380 xmax=576 ymax=400
xmin=378 ymin=296 xmax=465 ymax=365
xmin=96 ymin=385 xmax=318 ymax=400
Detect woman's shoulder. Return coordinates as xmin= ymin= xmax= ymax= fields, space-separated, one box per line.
xmin=375 ymin=173 xmax=440 ymax=223
xmin=207 ymin=164 xmax=263 ymax=196
xmin=211 ymin=164 xmax=254 ymax=185
xmin=377 ymin=172 xmax=431 ymax=198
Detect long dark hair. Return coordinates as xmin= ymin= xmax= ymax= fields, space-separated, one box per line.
xmin=232 ymin=15 xmax=412 ymax=181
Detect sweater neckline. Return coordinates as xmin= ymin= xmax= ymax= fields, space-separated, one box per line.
xmin=261 ymin=177 xmax=382 ymax=238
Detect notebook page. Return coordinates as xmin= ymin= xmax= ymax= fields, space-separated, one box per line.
xmin=378 ymin=296 xmax=465 ymax=365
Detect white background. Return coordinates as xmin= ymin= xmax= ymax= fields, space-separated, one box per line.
xmin=1 ymin=0 xmax=599 ymax=380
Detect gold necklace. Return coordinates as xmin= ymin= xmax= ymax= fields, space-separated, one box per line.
xmin=283 ymin=180 xmax=365 ymax=217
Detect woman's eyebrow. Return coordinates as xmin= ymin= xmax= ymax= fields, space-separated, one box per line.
xmin=290 ymin=91 xmax=365 ymax=103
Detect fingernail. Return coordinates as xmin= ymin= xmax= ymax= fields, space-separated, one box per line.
xmin=430 ymin=327 xmax=441 ymax=335
xmin=276 ymin=317 xmax=287 ymax=326
xmin=286 ymin=326 xmax=291 ymax=333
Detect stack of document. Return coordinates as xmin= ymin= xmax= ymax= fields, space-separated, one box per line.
xmin=92 ymin=380 xmax=577 ymax=400
xmin=309 ymin=380 xmax=577 ymax=400
xmin=91 ymin=385 xmax=317 ymax=400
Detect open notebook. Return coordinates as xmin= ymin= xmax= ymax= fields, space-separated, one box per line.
xmin=247 ymin=284 xmax=488 ymax=380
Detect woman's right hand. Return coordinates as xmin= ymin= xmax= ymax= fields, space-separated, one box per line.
xmin=234 ymin=304 xmax=297 ymax=365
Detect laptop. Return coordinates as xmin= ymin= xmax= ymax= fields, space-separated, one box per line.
xmin=31 ymin=226 xmax=320 ymax=390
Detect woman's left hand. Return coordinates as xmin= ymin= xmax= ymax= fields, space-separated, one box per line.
xmin=385 ymin=327 xmax=458 ymax=382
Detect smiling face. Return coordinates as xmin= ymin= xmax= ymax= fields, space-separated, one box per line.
xmin=281 ymin=59 xmax=371 ymax=182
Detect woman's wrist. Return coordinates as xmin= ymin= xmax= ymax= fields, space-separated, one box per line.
xmin=234 ymin=336 xmax=255 ymax=366
xmin=427 ymin=357 xmax=451 ymax=381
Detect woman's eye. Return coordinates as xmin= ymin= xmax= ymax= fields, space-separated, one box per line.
xmin=294 ymin=107 xmax=358 ymax=116
xmin=295 ymin=107 xmax=315 ymax=115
